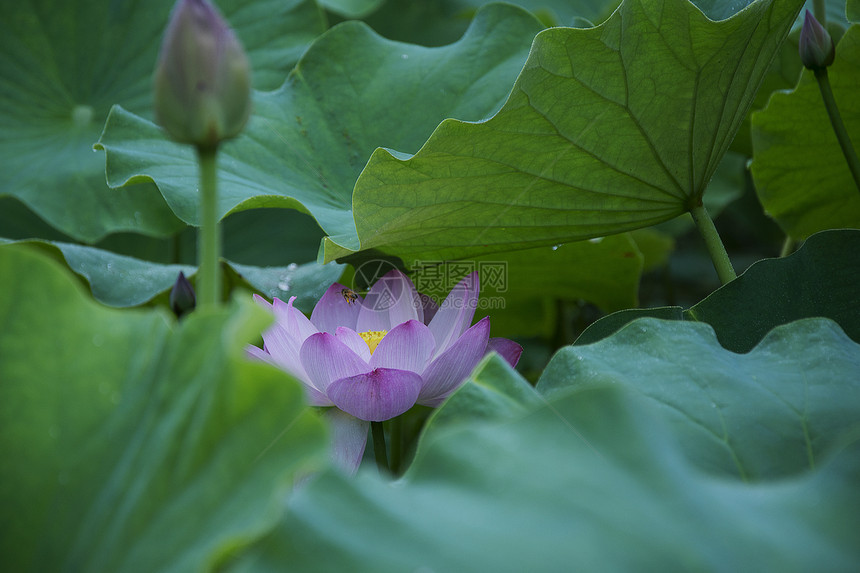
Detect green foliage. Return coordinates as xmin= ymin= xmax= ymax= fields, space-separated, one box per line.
xmin=229 ymin=325 xmax=860 ymax=570
xmin=323 ymin=0 xmax=804 ymax=262
xmin=96 ymin=5 xmax=543 ymax=238
xmin=541 ymin=318 xmax=860 ymax=479
xmin=0 ymin=0 xmax=324 ymax=243
xmin=0 ymin=245 xmax=327 ymax=572
xmin=0 ymin=239 xmax=343 ymax=308
xmin=418 ymin=233 xmax=650 ymax=339
xmin=751 ymin=25 xmax=860 ymax=239
xmin=576 ymin=229 xmax=860 ymax=350
xmin=2 ymin=0 xmax=859 ymax=569
xmin=319 ymin=0 xmax=385 ymax=18
xmin=454 ymin=0 xmax=619 ymax=26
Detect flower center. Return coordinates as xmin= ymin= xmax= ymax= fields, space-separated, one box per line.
xmin=359 ymin=330 xmax=387 ymax=354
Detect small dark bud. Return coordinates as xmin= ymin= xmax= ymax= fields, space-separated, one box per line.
xmin=170 ymin=271 xmax=197 ymax=317
xmin=799 ymin=10 xmax=835 ymax=71
xmin=154 ymin=0 xmax=252 ymax=149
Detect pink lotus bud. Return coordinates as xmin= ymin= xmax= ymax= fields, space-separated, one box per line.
xmin=799 ymin=10 xmax=835 ymax=71
xmin=154 ymin=0 xmax=251 ymax=149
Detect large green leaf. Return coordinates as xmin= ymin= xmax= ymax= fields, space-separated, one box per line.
xmin=540 ymin=318 xmax=860 ymax=479
xmin=575 ymin=229 xmax=860 ymax=350
xmin=850 ymin=0 xmax=860 ymax=22
xmin=319 ymin=0 xmax=385 ymax=18
xmin=359 ymin=0 xmax=790 ymax=49
xmin=320 ymin=0 xmax=804 ymax=262
xmin=357 ymin=0 xmax=617 ymax=49
xmin=96 ymin=5 xmax=544 ymax=244
xmin=0 ymin=245 xmax=328 ymax=572
xmin=451 ymin=0 xmax=619 ymax=26
xmin=654 ymin=150 xmax=746 ymax=236
xmin=229 ymin=319 xmax=860 ymax=570
xmin=0 ymin=0 xmax=325 ymax=242
xmin=751 ymin=24 xmax=860 ymax=240
xmin=1 ymin=238 xmax=344 ymax=309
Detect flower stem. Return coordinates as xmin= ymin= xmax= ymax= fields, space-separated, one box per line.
xmin=689 ymin=203 xmax=736 ymax=285
xmin=390 ymin=416 xmax=403 ymax=473
xmin=196 ymin=146 xmax=221 ymax=308
xmin=371 ymin=421 xmax=389 ymax=474
xmin=813 ymin=68 xmax=860 ymax=194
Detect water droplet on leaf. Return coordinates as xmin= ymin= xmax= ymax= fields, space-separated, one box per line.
xmin=71 ymin=104 xmax=94 ymax=126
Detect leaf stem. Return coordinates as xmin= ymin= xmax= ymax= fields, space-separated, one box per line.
xmin=196 ymin=146 xmax=221 ymax=308
xmin=813 ymin=68 xmax=860 ymax=193
xmin=371 ymin=421 xmax=389 ymax=474
xmin=689 ymin=203 xmax=736 ymax=285
xmin=779 ymin=236 xmax=796 ymax=258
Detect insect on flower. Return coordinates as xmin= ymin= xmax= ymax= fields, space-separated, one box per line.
xmin=341 ymin=288 xmax=360 ymax=305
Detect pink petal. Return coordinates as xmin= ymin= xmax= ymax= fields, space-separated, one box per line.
xmin=427 ymin=272 xmax=479 ymax=357
xmin=418 ymin=316 xmax=490 ymax=406
xmin=302 ymin=387 xmax=335 ymax=407
xmin=419 ymin=293 xmax=439 ymax=325
xmin=272 ymin=296 xmax=318 ymax=342
xmin=326 ymin=368 xmax=422 ymax=422
xmin=300 ymin=332 xmax=369 ymax=394
xmin=335 ymin=326 xmax=372 ymax=362
xmin=486 ymin=337 xmax=523 ymax=368
xmin=356 ymin=269 xmax=422 ymax=332
xmin=311 ymin=283 xmax=363 ymax=334
xmin=258 ymin=300 xmax=313 ymax=385
xmin=369 ymin=319 xmax=435 ymax=373
xmin=253 ymin=293 xmax=273 ymax=310
xmin=246 ymin=344 xmax=332 ymax=406
xmin=246 ymin=343 xmax=273 ymax=363
xmin=324 ymin=409 xmax=369 ymax=475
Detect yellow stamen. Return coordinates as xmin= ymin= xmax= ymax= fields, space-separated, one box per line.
xmin=359 ymin=330 xmax=387 ymax=354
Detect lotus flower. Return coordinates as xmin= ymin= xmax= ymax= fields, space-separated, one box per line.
xmin=248 ymin=269 xmax=522 ymax=473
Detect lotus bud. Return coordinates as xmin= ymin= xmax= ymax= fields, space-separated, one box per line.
xmin=799 ymin=10 xmax=835 ymax=71
xmin=170 ymin=271 xmax=197 ymax=318
xmin=154 ymin=0 xmax=251 ymax=149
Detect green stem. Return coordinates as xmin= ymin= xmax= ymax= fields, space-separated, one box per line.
xmin=689 ymin=203 xmax=736 ymax=285
xmin=196 ymin=146 xmax=221 ymax=308
xmin=779 ymin=236 xmax=796 ymax=258
xmin=389 ymin=416 xmax=403 ymax=474
xmin=371 ymin=421 xmax=389 ymax=474
xmin=814 ymin=68 xmax=860 ymax=194
xmin=813 ymin=0 xmax=826 ymax=25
